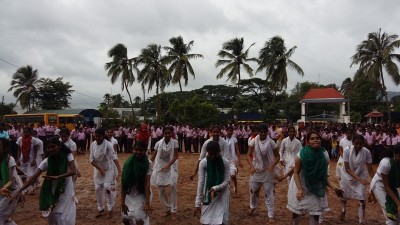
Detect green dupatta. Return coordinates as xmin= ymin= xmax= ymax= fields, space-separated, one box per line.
xmin=121 ymin=154 xmax=149 ymax=194
xmin=39 ymin=151 xmax=68 ymax=211
xmin=385 ymin=157 xmax=400 ymax=221
xmin=203 ymin=156 xmax=224 ymax=205
xmin=0 ymin=155 xmax=10 ymax=190
xmin=299 ymin=146 xmax=328 ymax=198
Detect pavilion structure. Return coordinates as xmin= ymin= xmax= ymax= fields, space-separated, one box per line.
xmin=365 ymin=109 xmax=383 ymax=124
xmin=299 ymin=88 xmax=350 ymax=123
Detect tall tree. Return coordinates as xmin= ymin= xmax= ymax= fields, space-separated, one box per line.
xmin=164 ymin=36 xmax=203 ymax=92
xmin=135 ymin=44 xmax=170 ymax=121
xmin=105 ymin=43 xmax=136 ymax=121
xmin=257 ymin=36 xmax=304 ymax=105
xmin=36 ymin=77 xmax=74 ymax=110
xmin=215 ymin=37 xmax=258 ymax=120
xmin=340 ymin=77 xmax=353 ymax=96
xmin=351 ymin=29 xmax=400 ymax=121
xmin=8 ymin=65 xmax=39 ymax=111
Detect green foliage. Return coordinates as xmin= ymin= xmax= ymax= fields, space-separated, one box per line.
xmin=350 ymin=111 xmax=362 ymax=123
xmin=346 ymin=74 xmax=380 ymax=116
xmin=0 ymin=102 xmax=17 ymax=119
xmin=35 ymin=77 xmax=74 ymax=110
xmin=168 ymin=95 xmax=219 ymax=127
xmin=351 ymin=29 xmax=400 ymax=121
xmin=8 ymin=65 xmax=39 ymax=110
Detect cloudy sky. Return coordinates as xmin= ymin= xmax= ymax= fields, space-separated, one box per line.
xmin=1 ymin=0 xmax=399 ymax=111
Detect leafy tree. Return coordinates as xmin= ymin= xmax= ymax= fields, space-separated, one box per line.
xmin=135 ymin=44 xmax=171 ymax=121
xmin=105 ymin=43 xmax=136 ymax=120
xmin=216 ymin=37 xmax=258 ymax=120
xmin=8 ymin=65 xmax=39 ymax=111
xmin=193 ymin=85 xmax=237 ymax=108
xmin=347 ymin=72 xmax=379 ymax=117
xmin=35 ymin=77 xmax=74 ymax=110
xmin=239 ymin=78 xmax=273 ymax=108
xmin=164 ymin=36 xmax=203 ymax=92
xmin=340 ymin=77 xmax=353 ymax=96
xmin=257 ymin=36 xmax=304 ymax=104
xmin=351 ymin=29 xmax=400 ymax=121
xmin=169 ymin=95 xmax=219 ymax=126
xmin=134 ymin=96 xmax=141 ymax=107
xmin=0 ymin=102 xmax=17 ymax=119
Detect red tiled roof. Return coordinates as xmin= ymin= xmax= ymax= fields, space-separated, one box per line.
xmin=365 ymin=110 xmax=383 ymax=118
xmin=302 ymin=88 xmax=344 ymax=100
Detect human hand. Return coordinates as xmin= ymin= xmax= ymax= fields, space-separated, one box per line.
xmin=30 ymin=159 xmax=36 ymax=167
xmin=121 ymin=204 xmax=129 ymax=215
xmin=99 ymin=168 xmax=106 ymax=176
xmin=360 ymin=179 xmax=370 ymax=186
xmin=193 ymin=207 xmax=201 ymax=218
xmin=334 ymin=188 xmax=344 ymax=200
xmin=210 ymin=188 xmax=216 ymax=201
xmin=249 ymin=167 xmax=255 ymax=175
xmin=296 ymin=189 xmax=304 ymax=200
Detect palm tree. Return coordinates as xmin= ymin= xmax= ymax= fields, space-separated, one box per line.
xmin=135 ymin=44 xmax=170 ymax=121
xmin=215 ymin=37 xmax=258 ymax=120
xmin=340 ymin=77 xmax=353 ymax=96
xmin=163 ymin=36 xmax=203 ymax=92
xmin=257 ymin=36 xmax=304 ymax=105
xmin=351 ymin=29 xmax=400 ymax=121
xmin=105 ymin=43 xmax=136 ymax=121
xmin=8 ymin=65 xmax=39 ymax=111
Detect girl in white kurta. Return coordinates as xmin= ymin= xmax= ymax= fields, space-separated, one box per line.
xmin=279 ymin=126 xmax=302 ymax=183
xmin=340 ymin=135 xmax=374 ymax=223
xmin=150 ymin=127 xmax=179 ymax=218
xmin=0 ymin=138 xmax=22 ymax=225
xmin=121 ymin=141 xmax=152 ymax=225
xmin=90 ymin=128 xmax=121 ymax=219
xmin=287 ymin=131 xmax=342 ymax=225
xmin=194 ymin=141 xmax=230 ymax=225
xmin=246 ymin=124 xmax=280 ymax=223
xmin=11 ymin=137 xmax=77 ymax=225
xmin=224 ymin=126 xmax=243 ymax=196
xmin=370 ymin=144 xmax=400 ymax=225
xmin=336 ymin=129 xmax=354 ymax=179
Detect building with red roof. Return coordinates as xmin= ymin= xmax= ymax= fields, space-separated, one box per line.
xmin=299 ymin=88 xmax=350 ymax=123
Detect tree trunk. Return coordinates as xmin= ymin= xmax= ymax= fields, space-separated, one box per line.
xmin=380 ymin=66 xmax=391 ymax=122
xmin=178 ymin=80 xmax=183 ymax=92
xmin=236 ymin=70 xmax=241 ymax=122
xmin=156 ymin=86 xmax=161 ymax=121
xmin=124 ymin=81 xmax=136 ymax=123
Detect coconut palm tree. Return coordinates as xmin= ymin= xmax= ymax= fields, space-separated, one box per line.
xmin=163 ymin=36 xmax=203 ymax=92
xmin=215 ymin=37 xmax=258 ymax=120
xmin=135 ymin=44 xmax=170 ymax=121
xmin=8 ymin=65 xmax=39 ymax=111
xmin=105 ymin=43 xmax=136 ymax=120
xmin=257 ymin=36 xmax=304 ymax=105
xmin=351 ymin=29 xmax=400 ymax=121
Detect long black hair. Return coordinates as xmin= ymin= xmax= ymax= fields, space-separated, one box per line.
xmin=46 ymin=137 xmax=72 ymax=155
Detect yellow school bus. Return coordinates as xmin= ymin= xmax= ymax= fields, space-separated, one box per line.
xmin=58 ymin=114 xmax=84 ymax=131
xmin=3 ymin=113 xmax=59 ymax=128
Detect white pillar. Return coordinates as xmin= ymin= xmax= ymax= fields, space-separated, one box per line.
xmin=301 ymin=103 xmax=306 ymax=122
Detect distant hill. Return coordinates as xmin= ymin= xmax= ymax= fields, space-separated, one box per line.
xmin=388 ymin=91 xmax=400 ymax=101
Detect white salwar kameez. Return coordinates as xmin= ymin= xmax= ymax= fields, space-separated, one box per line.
xmin=341 ymin=146 xmax=372 ymax=200
xmin=248 ymin=135 xmax=278 ymax=218
xmin=90 ymin=140 xmax=118 ymax=211
xmin=336 ymin=137 xmax=352 ymax=178
xmin=16 ymin=137 xmax=39 ymax=194
xmin=279 ymin=136 xmax=302 ymax=182
xmin=39 ymin=154 xmax=76 ymax=225
xmin=195 ymin=157 xmax=230 ymax=225
xmin=0 ymin=156 xmax=22 ymax=225
xmin=122 ymin=159 xmax=152 ymax=225
xmin=370 ymin=158 xmax=400 ymax=225
xmin=287 ymin=151 xmax=330 ymax=216
xmin=151 ymin=138 xmax=178 ymax=213
xmin=224 ymin=137 xmax=238 ymax=176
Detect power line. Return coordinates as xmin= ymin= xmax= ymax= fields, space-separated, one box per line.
xmin=0 ymin=57 xmax=18 ymax=68
xmin=1 ymin=57 xmax=104 ymax=102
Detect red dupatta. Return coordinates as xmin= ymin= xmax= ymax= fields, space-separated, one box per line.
xmin=21 ymin=135 xmax=32 ymax=162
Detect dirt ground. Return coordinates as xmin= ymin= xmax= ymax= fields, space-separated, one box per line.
xmin=11 ymin=152 xmax=386 ymax=225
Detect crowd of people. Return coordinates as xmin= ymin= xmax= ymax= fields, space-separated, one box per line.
xmin=0 ymin=121 xmax=399 ymax=224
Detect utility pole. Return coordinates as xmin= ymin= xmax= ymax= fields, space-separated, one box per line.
xmin=143 ymin=89 xmax=146 ymax=121
xmin=0 ymin=96 xmax=4 ymax=117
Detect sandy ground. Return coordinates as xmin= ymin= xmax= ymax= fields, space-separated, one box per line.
xmin=11 ymin=152 xmax=386 ymax=225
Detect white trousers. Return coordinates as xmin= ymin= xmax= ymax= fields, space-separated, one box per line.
xmin=95 ymin=181 xmax=117 ymax=211
xmin=157 ymin=184 xmax=177 ymax=213
xmin=249 ymin=180 xmax=275 ymax=218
